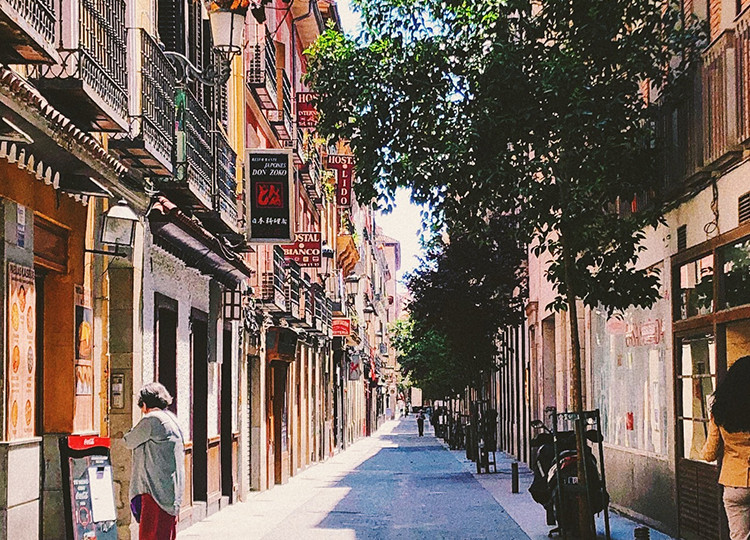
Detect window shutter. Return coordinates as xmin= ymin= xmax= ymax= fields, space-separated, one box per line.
xmin=739 ymin=191 xmax=750 ymax=225
xmin=158 ymin=0 xmax=186 ymax=55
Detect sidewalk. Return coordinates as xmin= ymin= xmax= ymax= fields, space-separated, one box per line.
xmin=440 ymin=436 xmax=674 ymax=540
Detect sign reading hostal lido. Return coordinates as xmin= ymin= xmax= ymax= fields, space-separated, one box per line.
xmin=281 ymin=232 xmax=322 ymax=268
xmin=327 ymin=154 xmax=354 ymax=207
xmin=246 ymin=149 xmax=296 ymax=242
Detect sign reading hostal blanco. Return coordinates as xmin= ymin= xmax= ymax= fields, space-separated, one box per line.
xmin=281 ymin=232 xmax=322 ymax=268
xmin=246 ymin=149 xmax=295 ymax=242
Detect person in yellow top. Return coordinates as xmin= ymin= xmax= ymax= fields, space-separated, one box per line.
xmin=702 ymin=355 xmax=750 ymax=540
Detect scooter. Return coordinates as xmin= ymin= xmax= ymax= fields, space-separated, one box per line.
xmin=529 ymin=418 xmax=609 ymax=538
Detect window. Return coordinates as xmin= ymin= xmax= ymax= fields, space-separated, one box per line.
xmin=677 ymin=334 xmax=716 ymax=461
xmin=677 ymin=255 xmax=713 ymax=319
xmin=720 ymin=236 xmax=750 ymax=309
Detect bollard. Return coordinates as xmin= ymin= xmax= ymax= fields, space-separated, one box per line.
xmin=511 ymin=461 xmax=519 ymax=493
xmin=634 ymin=526 xmax=650 ymax=540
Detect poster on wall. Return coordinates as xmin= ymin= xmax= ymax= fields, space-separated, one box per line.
xmin=327 ymin=154 xmax=355 ymax=207
xmin=245 ymin=149 xmax=296 ymax=243
xmin=6 ymin=263 xmax=35 ymax=441
xmin=73 ymin=286 xmax=94 ymax=433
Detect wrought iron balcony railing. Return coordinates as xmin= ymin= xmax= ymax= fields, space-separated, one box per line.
xmin=269 ymin=69 xmax=293 ymax=140
xmin=260 ymin=246 xmax=287 ymax=312
xmin=215 ymin=130 xmax=239 ymax=232
xmin=246 ymin=39 xmax=277 ymax=109
xmin=110 ymin=29 xmax=174 ymax=175
xmin=29 ymin=0 xmax=128 ymax=131
xmin=0 ymin=0 xmax=57 ymax=62
xmin=285 ymin=260 xmax=301 ymax=321
xmin=170 ymin=87 xmax=213 ymax=209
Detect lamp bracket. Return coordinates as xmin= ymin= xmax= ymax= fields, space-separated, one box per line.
xmin=164 ymin=50 xmax=231 ymax=86
xmin=85 ymin=245 xmax=128 ymax=258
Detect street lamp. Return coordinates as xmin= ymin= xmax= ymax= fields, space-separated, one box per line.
xmin=318 ymin=242 xmax=335 ymax=285
xmin=165 ymin=1 xmax=250 ymax=86
xmin=344 ymin=273 xmax=361 ymax=304
xmin=86 ymin=199 xmax=139 ymax=257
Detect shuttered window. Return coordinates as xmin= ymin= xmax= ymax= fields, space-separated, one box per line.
xmin=158 ymin=0 xmax=186 ymax=55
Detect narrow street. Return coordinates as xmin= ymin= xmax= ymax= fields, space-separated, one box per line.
xmin=179 ymin=418 xmax=529 ymax=539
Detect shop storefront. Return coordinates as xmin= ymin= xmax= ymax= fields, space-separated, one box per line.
xmin=672 ymin=223 xmax=750 ymax=540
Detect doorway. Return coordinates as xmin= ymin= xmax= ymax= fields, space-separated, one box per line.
xmin=191 ymin=309 xmax=208 ymax=503
xmin=220 ymin=324 xmax=234 ymax=501
xmin=155 ymin=294 xmax=178 ymax=413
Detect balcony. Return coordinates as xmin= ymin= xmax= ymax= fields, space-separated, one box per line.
xmin=285 ymin=260 xmax=302 ymax=322
xmin=302 ymin=274 xmax=314 ymax=329
xmin=300 ymin=146 xmax=323 ymax=204
xmin=0 ymin=0 xmax=57 ymax=63
xmin=259 ymin=246 xmax=287 ymax=313
xmin=160 ymin=88 xmax=213 ymax=211
xmin=290 ymin=135 xmax=305 ymax=167
xmin=29 ymin=0 xmax=128 ymax=131
xmin=702 ymin=30 xmax=741 ymax=168
xmin=269 ymin=70 xmax=293 ymax=140
xmin=246 ymin=39 xmax=277 ymax=110
xmin=214 ymin=131 xmax=240 ymax=233
xmin=110 ymin=29 xmax=174 ymax=176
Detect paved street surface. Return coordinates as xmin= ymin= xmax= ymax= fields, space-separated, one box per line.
xmin=179 ymin=418 xmax=528 ymax=539
xmin=179 ymin=417 xmax=673 ymax=540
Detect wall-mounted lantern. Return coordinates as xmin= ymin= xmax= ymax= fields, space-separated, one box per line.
xmin=87 ymin=200 xmax=138 ymax=257
xmin=223 ymin=288 xmax=244 ymax=320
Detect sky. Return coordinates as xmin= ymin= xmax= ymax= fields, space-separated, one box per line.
xmin=336 ymin=1 xmax=426 ymax=284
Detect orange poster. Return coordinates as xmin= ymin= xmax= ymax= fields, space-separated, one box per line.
xmin=7 ymin=263 xmax=35 ymax=441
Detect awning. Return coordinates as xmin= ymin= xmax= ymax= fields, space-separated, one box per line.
xmin=0 ymin=68 xmax=137 ymax=208
xmin=148 ymin=196 xmax=253 ymax=287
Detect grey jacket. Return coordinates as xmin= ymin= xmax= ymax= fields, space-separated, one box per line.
xmin=124 ymin=409 xmax=185 ymax=516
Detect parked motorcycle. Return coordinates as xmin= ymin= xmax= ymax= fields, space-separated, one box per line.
xmin=529 ymin=419 xmax=609 ymax=538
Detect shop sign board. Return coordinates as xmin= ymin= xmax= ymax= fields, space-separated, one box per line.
xmin=6 ymin=263 xmax=35 ymax=441
xmin=327 ymin=154 xmax=354 ymax=207
xmin=281 ymin=232 xmax=321 ymax=267
xmin=246 ymin=149 xmax=296 ymax=242
xmin=332 ymin=318 xmax=351 ymax=337
xmin=348 ymin=353 xmax=361 ymax=380
xmin=296 ymin=92 xmax=318 ymax=128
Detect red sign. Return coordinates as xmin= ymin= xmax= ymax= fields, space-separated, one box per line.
xmin=281 ymin=232 xmax=322 ymax=268
xmin=327 ymin=154 xmax=354 ymax=207
xmin=296 ymin=92 xmax=318 ymax=128
xmin=332 ymin=318 xmax=351 ymax=336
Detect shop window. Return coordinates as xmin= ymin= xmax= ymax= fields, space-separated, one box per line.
xmin=677 ymin=334 xmax=716 ymax=460
xmin=720 ymin=236 xmax=750 ymax=310
xmin=725 ymin=319 xmax=750 ymax=369
xmin=677 ymin=255 xmax=714 ymax=319
xmin=592 ymin=290 xmax=668 ymax=456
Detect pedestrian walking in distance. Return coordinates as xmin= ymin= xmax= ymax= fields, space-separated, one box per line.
xmin=417 ymin=411 xmax=425 ymax=437
xmin=124 ymin=383 xmax=185 ymax=540
xmin=701 ymin=356 xmax=750 ymax=540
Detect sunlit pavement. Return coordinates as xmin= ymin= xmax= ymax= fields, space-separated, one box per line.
xmin=178 ymin=417 xmax=528 ymax=539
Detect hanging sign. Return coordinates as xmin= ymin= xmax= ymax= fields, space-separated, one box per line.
xmin=246 ymin=149 xmax=295 ymax=242
xmin=281 ymin=232 xmax=321 ymax=268
xmin=327 ymin=154 xmax=355 ymax=207
xmin=332 ymin=318 xmax=351 ymax=337
xmin=348 ymin=353 xmax=362 ymax=380
xmin=7 ymin=263 xmax=35 ymax=441
xmin=296 ymin=92 xmax=318 ymax=128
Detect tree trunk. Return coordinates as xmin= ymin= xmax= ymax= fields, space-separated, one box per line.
xmin=559 ymin=227 xmax=596 ymax=539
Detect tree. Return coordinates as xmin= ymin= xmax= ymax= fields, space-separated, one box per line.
xmin=307 ymin=1 xmax=703 ymax=535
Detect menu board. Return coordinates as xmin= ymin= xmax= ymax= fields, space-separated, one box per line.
xmin=73 ymin=286 xmax=93 ymax=433
xmin=60 ymin=437 xmax=117 ymax=540
xmin=7 ymin=263 xmax=35 ymax=440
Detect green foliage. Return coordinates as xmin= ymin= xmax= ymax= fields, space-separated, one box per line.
xmin=306 ymin=0 xmax=705 ymax=315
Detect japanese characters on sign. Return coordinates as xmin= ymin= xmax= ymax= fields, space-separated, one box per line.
xmin=296 ymin=92 xmax=318 ymax=128
xmin=281 ymin=232 xmax=322 ymax=268
xmin=246 ymin=149 xmax=296 ymax=242
xmin=327 ymin=154 xmax=355 ymax=207
xmin=7 ymin=263 xmax=35 ymax=441
xmin=332 ymin=318 xmax=352 ymax=337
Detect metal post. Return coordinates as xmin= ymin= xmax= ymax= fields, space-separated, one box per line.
xmin=511 ymin=461 xmax=519 ymax=493
xmin=596 ymin=410 xmax=611 ymax=540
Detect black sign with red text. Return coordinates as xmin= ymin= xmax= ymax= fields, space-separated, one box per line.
xmin=296 ymin=92 xmax=318 ymax=128
xmin=246 ymin=150 xmax=295 ymax=242
xmin=281 ymin=232 xmax=322 ymax=267
xmin=327 ymin=154 xmax=355 ymax=207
